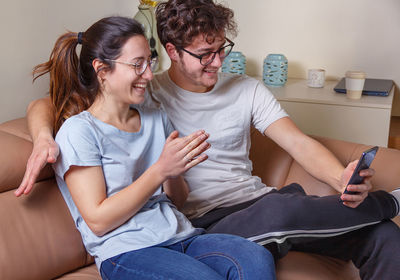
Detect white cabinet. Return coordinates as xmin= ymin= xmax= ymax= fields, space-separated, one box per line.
xmin=264 ymin=78 xmax=394 ymax=147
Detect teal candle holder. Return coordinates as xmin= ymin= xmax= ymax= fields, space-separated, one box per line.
xmin=222 ymin=51 xmax=246 ymax=74
xmin=263 ymin=54 xmax=288 ymax=86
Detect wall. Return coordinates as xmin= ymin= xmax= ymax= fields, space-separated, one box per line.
xmin=0 ymin=0 xmax=142 ymax=123
xmin=0 ymin=0 xmax=399 ymax=123
xmin=226 ymin=0 xmax=400 ymax=116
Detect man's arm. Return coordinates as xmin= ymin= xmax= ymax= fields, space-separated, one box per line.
xmin=15 ymin=97 xmax=59 ymax=196
xmin=264 ymin=117 xmax=373 ymax=208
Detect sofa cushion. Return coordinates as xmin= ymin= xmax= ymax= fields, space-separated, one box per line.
xmin=0 ymin=179 xmax=91 ymax=280
xmin=277 ymin=251 xmax=360 ymax=280
xmin=56 ymin=264 xmax=100 ymax=280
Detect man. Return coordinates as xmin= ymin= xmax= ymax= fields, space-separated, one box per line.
xmin=17 ymin=0 xmax=400 ymax=279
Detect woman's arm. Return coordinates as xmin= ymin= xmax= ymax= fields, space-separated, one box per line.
xmin=161 ymin=130 xmax=209 ymax=209
xmin=65 ymin=163 xmax=167 ymax=237
xmin=163 ymin=176 xmax=189 ymax=210
xmin=15 ymin=97 xmax=59 ymax=196
xmin=65 ymin=130 xmax=209 ymax=236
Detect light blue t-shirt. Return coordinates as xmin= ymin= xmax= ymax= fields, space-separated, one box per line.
xmin=53 ymin=108 xmax=202 ymax=269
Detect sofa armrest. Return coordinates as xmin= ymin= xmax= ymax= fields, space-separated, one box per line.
xmin=250 ymin=128 xmax=400 ymax=194
xmin=0 ymin=117 xmax=31 ymax=141
xmin=0 ymin=118 xmax=54 ymax=192
xmin=314 ymin=135 xmax=400 ymax=193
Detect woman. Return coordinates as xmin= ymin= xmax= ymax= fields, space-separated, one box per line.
xmin=33 ymin=16 xmax=276 ymax=279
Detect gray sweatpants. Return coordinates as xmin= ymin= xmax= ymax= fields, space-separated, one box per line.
xmin=190 ymin=183 xmax=400 ymax=280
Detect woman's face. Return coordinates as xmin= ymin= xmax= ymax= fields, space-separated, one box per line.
xmin=102 ymin=35 xmax=153 ymax=105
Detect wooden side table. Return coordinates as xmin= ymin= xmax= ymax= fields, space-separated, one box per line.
xmin=262 ymin=78 xmax=394 ymax=147
xmin=389 ymin=116 xmax=400 ymax=149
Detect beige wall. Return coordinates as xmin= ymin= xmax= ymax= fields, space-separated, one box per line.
xmin=1 ymin=0 xmax=399 ymax=123
xmin=226 ymin=0 xmax=400 ymax=116
xmin=0 ymin=0 xmax=141 ymax=123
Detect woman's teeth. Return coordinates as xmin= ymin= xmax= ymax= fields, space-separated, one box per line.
xmin=133 ymin=83 xmax=146 ymax=88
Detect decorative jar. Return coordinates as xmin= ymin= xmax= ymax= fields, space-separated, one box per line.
xmin=263 ymin=54 xmax=288 ymax=86
xmin=221 ymin=51 xmax=246 ymax=74
xmin=134 ymin=0 xmax=161 ymax=72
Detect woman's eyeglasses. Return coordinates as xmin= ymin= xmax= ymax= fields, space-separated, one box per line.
xmin=104 ymin=57 xmax=158 ymax=75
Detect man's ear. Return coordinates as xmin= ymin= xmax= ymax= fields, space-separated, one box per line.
xmin=165 ymin=43 xmax=180 ymax=61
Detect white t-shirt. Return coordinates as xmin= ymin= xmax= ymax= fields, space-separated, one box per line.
xmin=144 ymin=71 xmax=288 ymax=219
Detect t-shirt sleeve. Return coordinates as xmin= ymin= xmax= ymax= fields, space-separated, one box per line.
xmin=160 ymin=110 xmax=175 ymax=139
xmin=251 ymin=81 xmax=288 ymax=134
xmin=53 ymin=118 xmax=102 ymax=179
xmin=140 ymin=83 xmax=162 ymax=109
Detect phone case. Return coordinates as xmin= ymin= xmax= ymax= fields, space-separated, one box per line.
xmin=344 ymin=146 xmax=378 ymax=194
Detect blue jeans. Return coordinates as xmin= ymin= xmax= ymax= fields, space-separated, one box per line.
xmin=100 ymin=233 xmax=276 ymax=280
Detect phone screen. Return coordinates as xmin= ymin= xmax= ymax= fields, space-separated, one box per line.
xmin=344 ymin=146 xmax=378 ymax=195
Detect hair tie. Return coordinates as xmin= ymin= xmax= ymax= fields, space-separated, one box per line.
xmin=77 ymin=32 xmax=83 ymax=45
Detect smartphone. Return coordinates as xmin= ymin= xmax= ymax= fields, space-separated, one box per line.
xmin=344 ymin=146 xmax=378 ymax=195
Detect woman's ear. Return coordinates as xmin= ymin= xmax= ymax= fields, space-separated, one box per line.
xmin=92 ymin=59 xmax=108 ymax=85
xmin=92 ymin=59 xmax=107 ymax=75
xmin=165 ymin=43 xmax=179 ymax=61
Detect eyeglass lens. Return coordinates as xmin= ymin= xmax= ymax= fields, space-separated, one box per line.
xmin=201 ymin=44 xmax=233 ymax=66
xmin=136 ymin=57 xmax=158 ymax=75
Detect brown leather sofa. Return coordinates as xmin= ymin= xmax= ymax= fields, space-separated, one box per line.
xmin=1 ymin=117 xmax=399 ymax=280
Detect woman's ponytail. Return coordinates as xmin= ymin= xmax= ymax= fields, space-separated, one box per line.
xmin=33 ymin=32 xmax=90 ymax=133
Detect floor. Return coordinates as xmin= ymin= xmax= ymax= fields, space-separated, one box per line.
xmin=389 ymin=116 xmax=400 ymax=150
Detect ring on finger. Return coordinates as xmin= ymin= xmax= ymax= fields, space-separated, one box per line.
xmin=184 ymin=157 xmax=192 ymax=163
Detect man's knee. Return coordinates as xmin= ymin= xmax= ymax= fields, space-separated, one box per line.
xmin=367 ymin=220 xmax=400 ymax=245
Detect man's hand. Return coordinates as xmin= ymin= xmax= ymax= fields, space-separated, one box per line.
xmin=15 ymin=134 xmax=59 ymax=196
xmin=339 ymin=160 xmax=374 ymax=208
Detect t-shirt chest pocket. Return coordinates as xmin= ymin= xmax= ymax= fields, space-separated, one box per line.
xmin=210 ymin=110 xmax=244 ymax=149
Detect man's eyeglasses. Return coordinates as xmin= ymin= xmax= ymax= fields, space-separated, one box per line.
xmin=104 ymin=57 xmax=158 ymax=75
xmin=179 ymin=38 xmax=235 ymax=66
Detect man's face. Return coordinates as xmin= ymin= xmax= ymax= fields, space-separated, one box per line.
xmin=170 ymin=34 xmax=227 ymax=93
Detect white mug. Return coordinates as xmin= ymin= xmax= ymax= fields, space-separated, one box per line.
xmin=307 ymin=69 xmax=325 ymax=88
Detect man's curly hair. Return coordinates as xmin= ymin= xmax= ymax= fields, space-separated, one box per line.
xmin=156 ymin=0 xmax=237 ymax=49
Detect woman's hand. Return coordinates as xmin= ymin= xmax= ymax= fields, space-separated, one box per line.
xmin=156 ymin=130 xmax=210 ymax=180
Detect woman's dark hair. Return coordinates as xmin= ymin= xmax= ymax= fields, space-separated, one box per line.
xmin=33 ymin=16 xmax=144 ymax=133
xmin=156 ymin=0 xmax=237 ymax=49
